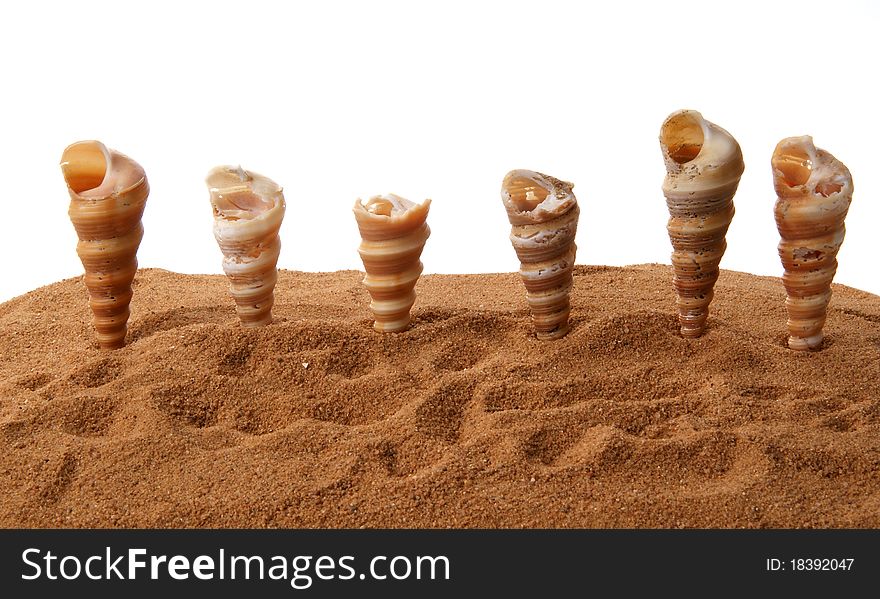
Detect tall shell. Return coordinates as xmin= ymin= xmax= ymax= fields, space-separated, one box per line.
xmin=206 ymin=165 xmax=286 ymax=327
xmin=500 ymin=169 xmax=579 ymax=340
xmin=772 ymin=136 xmax=853 ymax=351
xmin=61 ymin=140 xmax=149 ymax=350
xmin=660 ymin=109 xmax=744 ymax=338
xmin=353 ymin=194 xmax=431 ymax=333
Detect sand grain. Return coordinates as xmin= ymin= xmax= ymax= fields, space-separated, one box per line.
xmin=1 ymin=265 xmax=879 ymax=528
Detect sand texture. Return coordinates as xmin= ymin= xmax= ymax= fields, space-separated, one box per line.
xmin=1 ymin=265 xmax=879 ymax=528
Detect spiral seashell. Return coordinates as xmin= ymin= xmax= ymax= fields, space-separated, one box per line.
xmin=353 ymin=194 xmax=431 ymax=333
xmin=660 ymin=109 xmax=744 ymax=338
xmin=772 ymin=136 xmax=853 ymax=351
xmin=61 ymin=141 xmax=149 ymax=350
xmin=500 ymin=169 xmax=579 ymax=340
xmin=206 ymin=165 xmax=286 ymax=327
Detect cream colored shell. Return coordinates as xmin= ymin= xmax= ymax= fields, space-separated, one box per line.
xmin=660 ymin=109 xmax=744 ymax=338
xmin=206 ymin=165 xmax=286 ymax=327
xmin=353 ymin=194 xmax=431 ymax=333
xmin=772 ymin=136 xmax=853 ymax=351
xmin=501 ymin=169 xmax=579 ymax=340
xmin=61 ymin=140 xmax=149 ymax=350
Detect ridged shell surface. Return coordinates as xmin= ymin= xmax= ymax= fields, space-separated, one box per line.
xmin=61 ymin=140 xmax=149 ymax=349
xmin=500 ymin=169 xmax=579 ymax=340
xmin=206 ymin=166 xmax=286 ymax=327
xmin=353 ymin=194 xmax=431 ymax=333
xmin=660 ymin=109 xmax=744 ymax=338
xmin=772 ymin=136 xmax=853 ymax=351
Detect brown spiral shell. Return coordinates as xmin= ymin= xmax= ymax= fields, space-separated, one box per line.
xmin=353 ymin=194 xmax=431 ymax=333
xmin=61 ymin=141 xmax=149 ymax=350
xmin=660 ymin=109 xmax=744 ymax=338
xmin=500 ymin=169 xmax=579 ymax=340
xmin=772 ymin=136 xmax=853 ymax=351
xmin=206 ymin=165 xmax=286 ymax=327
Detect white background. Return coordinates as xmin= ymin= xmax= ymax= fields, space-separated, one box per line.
xmin=0 ymin=0 xmax=877 ymax=303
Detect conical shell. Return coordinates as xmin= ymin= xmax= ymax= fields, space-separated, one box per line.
xmin=61 ymin=141 xmax=149 ymax=350
xmin=353 ymin=194 xmax=431 ymax=333
xmin=206 ymin=165 xmax=286 ymax=327
xmin=660 ymin=109 xmax=744 ymax=338
xmin=500 ymin=169 xmax=579 ymax=340
xmin=772 ymin=136 xmax=853 ymax=351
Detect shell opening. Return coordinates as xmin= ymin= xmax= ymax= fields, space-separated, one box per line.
xmin=206 ymin=166 xmax=282 ymax=221
xmin=772 ymin=147 xmax=812 ymax=188
xmin=213 ymin=191 xmax=274 ymax=220
xmin=358 ymin=194 xmax=418 ymax=218
xmin=61 ymin=141 xmax=111 ymax=196
xmin=506 ymin=177 xmax=550 ymax=212
xmin=365 ymin=198 xmax=394 ymax=216
xmin=816 ymin=180 xmax=843 ymax=198
xmin=661 ymin=112 xmax=705 ymax=164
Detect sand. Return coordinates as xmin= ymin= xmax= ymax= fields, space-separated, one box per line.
xmin=1 ymin=265 xmax=879 ymax=528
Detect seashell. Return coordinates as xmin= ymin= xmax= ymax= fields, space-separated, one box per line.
xmin=206 ymin=165 xmax=286 ymax=327
xmin=659 ymin=109 xmax=744 ymax=338
xmin=772 ymin=136 xmax=853 ymax=351
xmin=61 ymin=140 xmax=149 ymax=350
xmin=500 ymin=169 xmax=579 ymax=340
xmin=352 ymin=194 xmax=431 ymax=333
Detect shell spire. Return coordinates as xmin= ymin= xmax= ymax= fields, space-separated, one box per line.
xmin=501 ymin=169 xmax=579 ymax=340
xmin=353 ymin=194 xmax=431 ymax=333
xmin=660 ymin=109 xmax=744 ymax=338
xmin=206 ymin=165 xmax=286 ymax=327
xmin=61 ymin=141 xmax=149 ymax=349
xmin=772 ymin=136 xmax=853 ymax=351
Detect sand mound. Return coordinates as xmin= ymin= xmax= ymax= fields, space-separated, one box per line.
xmin=1 ymin=265 xmax=879 ymax=528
